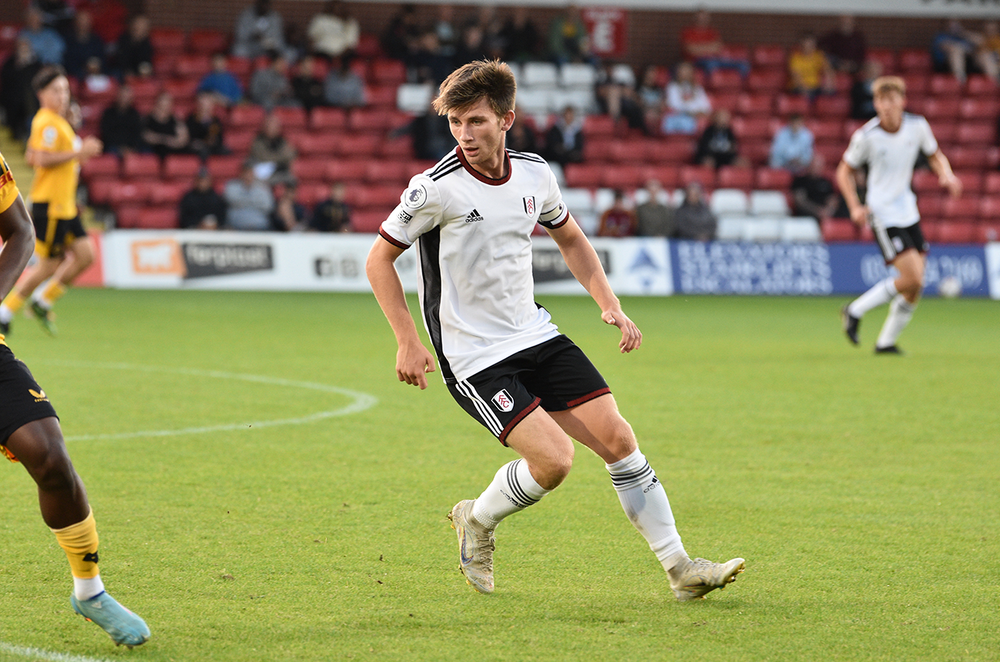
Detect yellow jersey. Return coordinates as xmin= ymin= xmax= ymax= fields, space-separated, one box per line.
xmin=27 ymin=107 xmax=81 ymax=219
xmin=0 ymin=150 xmax=19 ymax=215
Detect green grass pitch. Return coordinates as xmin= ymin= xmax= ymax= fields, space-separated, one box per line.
xmin=0 ymin=288 xmax=997 ymax=662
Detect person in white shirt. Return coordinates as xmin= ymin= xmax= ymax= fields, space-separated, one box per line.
xmin=663 ymin=61 xmax=712 ymax=135
xmin=366 ymin=59 xmax=744 ymax=601
xmin=836 ymin=76 xmax=961 ymax=354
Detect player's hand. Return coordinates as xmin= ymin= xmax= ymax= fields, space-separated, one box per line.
xmin=849 ymin=204 xmax=870 ymax=227
xmin=941 ymin=172 xmax=962 ymax=198
xmin=602 ymin=308 xmax=642 ymax=353
xmin=396 ymin=342 xmax=437 ymax=390
xmin=80 ymin=136 xmax=103 ymax=159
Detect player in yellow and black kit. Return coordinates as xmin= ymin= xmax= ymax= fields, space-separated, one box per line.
xmin=0 ymin=65 xmax=103 ymax=336
xmin=0 ymin=149 xmax=149 ymax=647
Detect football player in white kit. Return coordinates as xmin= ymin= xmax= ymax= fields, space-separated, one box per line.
xmin=366 ymin=60 xmax=744 ymax=601
xmin=836 ymin=76 xmax=961 ymax=353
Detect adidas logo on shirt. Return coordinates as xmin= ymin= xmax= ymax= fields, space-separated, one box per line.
xmin=464 ymin=209 xmax=484 ymax=223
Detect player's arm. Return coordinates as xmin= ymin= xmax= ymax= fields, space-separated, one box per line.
xmin=835 ymin=159 xmax=868 ymax=227
xmin=926 ymin=149 xmax=962 ymax=198
xmin=547 ymin=215 xmax=642 ymax=353
xmin=25 ymin=135 xmax=103 ymax=167
xmin=365 ymin=237 xmax=437 ymax=389
xmin=0 ymin=194 xmax=37 ymax=302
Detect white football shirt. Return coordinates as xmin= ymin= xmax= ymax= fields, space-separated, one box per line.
xmin=379 ymin=147 xmax=569 ymax=384
xmin=842 ymin=113 xmax=939 ymax=229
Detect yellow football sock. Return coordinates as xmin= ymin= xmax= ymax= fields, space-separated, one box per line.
xmin=39 ymin=281 xmax=67 ymax=308
xmin=3 ymin=291 xmax=25 ymax=314
xmin=52 ymin=509 xmax=100 ymax=578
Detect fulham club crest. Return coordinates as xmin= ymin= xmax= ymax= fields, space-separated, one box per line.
xmin=492 ymin=389 xmax=514 ymax=413
xmin=523 ymin=196 xmax=536 ymax=216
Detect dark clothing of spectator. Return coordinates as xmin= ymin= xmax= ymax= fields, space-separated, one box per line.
xmin=310 ymin=197 xmax=352 ymax=232
xmin=114 ymin=30 xmax=153 ymax=77
xmin=392 ymin=112 xmax=455 ymax=161
xmin=675 ymin=202 xmax=717 ymax=241
xmin=501 ymin=15 xmax=540 ymax=62
xmin=99 ymin=103 xmax=144 ymax=154
xmin=819 ymin=28 xmax=867 ymax=73
xmin=292 ymin=73 xmax=326 ymax=111
xmin=544 ymin=117 xmax=585 ymax=167
xmin=597 ymin=207 xmax=637 ymax=237
xmin=142 ymin=114 xmax=186 ymax=158
xmin=636 ymin=200 xmax=676 ymax=237
xmin=0 ymin=47 xmax=42 ymax=141
xmin=63 ymin=31 xmax=105 ymax=80
xmin=186 ymin=113 xmax=227 ymax=159
xmin=180 ymin=186 xmax=227 ymax=229
xmin=381 ymin=6 xmax=422 ymax=62
xmin=792 ymin=172 xmax=839 ymax=220
xmin=695 ymin=124 xmax=740 ymax=168
xmin=851 ymin=78 xmax=877 ymax=120
xmin=506 ymin=122 xmax=539 ymax=154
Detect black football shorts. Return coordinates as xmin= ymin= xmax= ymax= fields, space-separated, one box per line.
xmin=0 ymin=344 xmax=58 ymax=457
xmin=873 ymin=221 xmax=928 ymax=264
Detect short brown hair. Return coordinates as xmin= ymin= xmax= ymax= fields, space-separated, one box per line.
xmin=872 ymin=75 xmax=906 ymax=98
xmin=32 ymin=65 xmax=66 ymax=93
xmin=432 ymin=59 xmax=516 ymax=119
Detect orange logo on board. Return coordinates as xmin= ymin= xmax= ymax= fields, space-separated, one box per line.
xmin=131 ymin=239 xmax=185 ymax=276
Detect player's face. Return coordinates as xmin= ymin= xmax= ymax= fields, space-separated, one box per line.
xmin=448 ymin=98 xmax=515 ymax=178
xmin=873 ymin=91 xmax=905 ymax=131
xmin=39 ymin=75 xmax=70 ymax=115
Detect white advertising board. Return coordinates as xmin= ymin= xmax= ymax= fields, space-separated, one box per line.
xmin=986 ymin=242 xmax=1000 ymax=300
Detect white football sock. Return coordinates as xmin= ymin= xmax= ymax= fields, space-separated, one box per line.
xmin=848 ymin=277 xmax=898 ymax=318
xmin=74 ymin=574 xmax=105 ymax=601
xmin=0 ymin=305 xmax=11 ymax=324
xmin=876 ymin=295 xmax=915 ymax=349
xmin=607 ymin=448 xmax=687 ymax=571
xmin=472 ymin=459 xmax=550 ymax=530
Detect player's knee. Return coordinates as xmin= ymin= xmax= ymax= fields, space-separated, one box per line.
xmin=31 ymin=442 xmax=76 ymax=493
xmin=606 ymin=417 xmax=638 ymax=461
xmin=534 ymin=444 xmax=574 ymax=489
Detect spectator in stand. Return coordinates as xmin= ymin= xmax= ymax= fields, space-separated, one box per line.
xmin=308 ymin=0 xmax=360 ymax=61
xmin=787 ymin=33 xmax=835 ymax=99
xmin=791 ymin=154 xmax=840 ymax=222
xmin=271 ymin=182 xmax=307 ymax=231
xmin=249 ymin=112 xmax=296 ymax=185
xmin=506 ymin=117 xmax=539 ymax=154
xmin=675 ymin=182 xmax=717 ymax=241
xmin=89 ymin=0 xmax=129 ymax=45
xmin=0 ymin=39 xmax=43 ymax=141
xmin=380 ymin=3 xmax=422 ymax=63
xmin=113 ymin=14 xmax=154 ymax=78
xmin=33 ymin=0 xmax=75 ymax=36
xmin=597 ymin=190 xmax=637 ymax=238
xmin=596 ymin=62 xmax=647 ymax=133
xmin=544 ymin=105 xmax=585 ymax=167
xmin=198 ymin=54 xmax=244 ymax=107
xmin=695 ymin=109 xmax=747 ymax=169
xmin=547 ymin=5 xmax=592 ymax=65
xmin=233 ymin=0 xmax=287 ymax=59
xmin=411 ymin=31 xmax=453 ymax=85
xmin=501 ymin=7 xmax=541 ymax=63
xmin=770 ymin=113 xmax=814 ymax=174
xmin=680 ymin=9 xmax=749 ymax=78
xmin=391 ymin=108 xmax=454 ymax=161
xmin=250 ymin=53 xmax=299 ymax=110
xmin=466 ymin=6 xmax=506 ymax=61
xmin=62 ymin=10 xmax=105 ymax=81
xmin=179 ymin=168 xmax=227 ymax=229
xmin=635 ymin=179 xmax=676 ymax=237
xmin=931 ymin=19 xmax=999 ymax=84
xmin=186 ymin=92 xmax=227 ymax=160
xmin=310 ymin=182 xmax=351 ymax=232
xmin=663 ymin=61 xmax=712 ymax=135
xmin=851 ymin=60 xmax=882 ymax=120
xmin=99 ymin=83 xmax=143 ymax=155
xmin=431 ymin=4 xmax=459 ymax=60
xmin=323 ymin=55 xmax=367 ymax=108
xmin=636 ymin=65 xmax=666 ymax=133
xmin=224 ymin=160 xmax=274 ymax=231
xmin=20 ymin=6 xmax=65 ymax=66
xmin=983 ymin=20 xmax=1000 ymax=62
xmin=819 ymin=14 xmax=867 ymax=74
xmin=292 ymin=55 xmax=326 ymax=111
xmin=455 ymin=23 xmax=490 ymax=66
xmin=141 ymin=92 xmax=189 ymax=159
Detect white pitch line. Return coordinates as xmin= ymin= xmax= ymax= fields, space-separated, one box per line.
xmin=0 ymin=642 xmax=115 ymax=662
xmin=32 ymin=359 xmax=378 ymax=442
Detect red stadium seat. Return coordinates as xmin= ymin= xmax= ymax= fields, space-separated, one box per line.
xmin=296 ymin=182 xmax=329 ymax=207
xmin=582 ymin=137 xmax=613 ymax=161
xmin=610 ymin=138 xmax=653 ymax=163
xmin=807 ymin=119 xmax=841 ymax=142
xmin=934 ymin=221 xmax=977 ymax=243
xmin=679 ymin=165 xmax=716 ymax=189
xmin=351 ymin=209 xmax=390 ymax=233
xmin=947 ymin=147 xmax=991 ymax=170
xmin=108 ymin=181 xmax=152 ymax=206
xmin=841 ymin=119 xmax=865 ymax=141
xmin=898 ymin=49 xmax=932 ymax=72
xmin=149 ymin=181 xmax=188 ymax=206
xmin=707 ymin=69 xmax=743 ymax=92
xmin=966 ymin=75 xmax=998 ymax=96
xmin=866 ymin=48 xmax=897 ymax=72
xmin=752 ymin=45 xmax=785 ymax=68
xmin=911 ymin=170 xmax=939 ymax=194
xmin=81 ymin=154 xmax=120 ymax=180
xmin=294 ymin=131 xmax=345 ymax=157
xmin=918 ymin=97 xmax=960 ymax=119
xmin=163 ymin=154 xmax=202 ymax=180
xmin=365 ymin=160 xmax=410 ymax=183
xmin=348 ymin=108 xmax=395 ymax=132
xmin=929 ymin=74 xmax=963 ymax=96
xmin=602 ymin=165 xmax=651 ymax=190
xmin=310 ymin=107 xmax=348 ymax=131
xmin=149 ymin=28 xmax=186 ymax=54
xmin=271 ymin=106 xmax=307 ymax=129
xmin=721 ymin=44 xmax=749 ymax=61
xmin=122 ymin=154 xmax=160 ymax=180
xmin=775 ymin=94 xmax=809 ymax=117
xmin=736 ymin=93 xmax=773 ymax=117
xmin=114 ymin=204 xmax=142 ymax=229
xmin=86 ymin=177 xmax=118 ymax=205
xmin=955 ymin=171 xmax=983 ymax=194
xmin=136 ymin=206 xmax=179 ymax=230
xmin=227 ymin=56 xmax=253 ymax=78
xmin=206 ymin=155 xmax=243 ymax=181
xmin=942 ymin=196 xmax=980 ymax=219
xmin=564 ymin=163 xmax=603 ymax=189
xmin=754 ymin=167 xmax=792 ymax=190
xmin=918 ymin=195 xmax=945 ymax=218
xmin=228 ymin=104 xmax=266 ymax=129
xmin=370 ymin=58 xmax=406 ymax=85
xmin=975 ymin=223 xmax=1000 ymax=243
xmin=326 ymin=159 xmax=369 ymax=182
xmin=189 ymin=29 xmax=229 ymax=54
xmin=225 ymin=129 xmax=256 ymax=153
xmin=958 ymin=97 xmax=1000 ymax=120
xmin=955 ymin=123 xmax=996 ymax=144
xmin=355 ymin=33 xmax=382 ymax=58
xmin=647 ymin=165 xmax=680 ymax=188
xmin=379 ymin=135 xmax=414 ymax=159
xmin=716 ymin=166 xmax=753 ymax=190
xmin=813 ymin=95 xmax=850 ymax=118
xmin=335 ymin=133 xmax=381 ymax=156
xmin=984 ymin=172 xmax=1000 ymax=195
xmin=709 ymin=91 xmax=740 ymax=113
xmin=350 ymin=185 xmax=403 ymax=209
xmin=814 ymin=142 xmax=844 ymax=166
xmin=745 ymin=69 xmax=785 ymax=93
xmin=292 ymin=158 xmax=329 ymax=183
xmin=732 ymin=116 xmax=775 ymax=141
xmin=931 ymin=120 xmax=957 ymax=144
xmin=978 ymin=196 xmax=1000 ymax=220
xmin=741 ymin=139 xmax=771 ymax=166
xmin=583 ymin=114 xmax=616 ymax=137
xmin=175 ymin=54 xmax=212 ymax=79
xmin=821 ymin=218 xmax=859 ymax=242
xmin=651 ymin=138 xmax=694 ymax=164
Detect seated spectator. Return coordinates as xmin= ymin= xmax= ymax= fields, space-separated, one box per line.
xmin=675 ymin=182 xmax=717 ymax=241
xmin=597 ymin=190 xmax=637 ymax=237
xmin=179 ymin=168 xmax=227 ymax=229
xmin=250 ymin=54 xmax=299 ymax=110
xmin=595 ymin=62 xmax=647 ymax=133
xmin=0 ymin=39 xmax=43 ymax=141
xmin=547 ymin=5 xmax=592 ymax=65
xmin=81 ymin=57 xmax=114 ymax=97
xmin=663 ymin=61 xmax=712 ymax=135
xmin=544 ymin=105 xmax=585 ymax=167
xmin=851 ymin=60 xmax=882 ymax=120
xmin=984 ymin=20 xmax=1000 ymax=62
xmin=112 ymin=14 xmax=154 ymax=78
xmin=931 ymin=19 xmax=999 ymax=84
xmin=224 ymin=160 xmax=275 ymax=231
xmin=271 ymin=182 xmax=307 ymax=231
xmin=680 ymin=9 xmax=749 ymax=78
xmin=506 ymin=118 xmax=539 ymax=154
xmin=787 ymin=33 xmax=835 ymax=98
xmin=308 ymin=0 xmax=359 ymax=60
xmin=249 ymin=112 xmax=297 ymax=184
xmin=323 ymin=55 xmax=366 ymax=108
xmin=411 ymin=31 xmax=453 ymax=85
xmin=99 ymin=83 xmax=144 ymax=155
xmin=380 ymin=3 xmax=422 ymax=63
xmin=501 ymin=7 xmax=541 ymax=63
xmin=198 ymin=54 xmax=244 ymax=107
xmin=791 ymin=154 xmax=840 ymax=221
xmin=636 ymin=65 xmax=666 ymax=133
xmin=770 ymin=113 xmax=814 ymax=174
xmin=455 ymin=23 xmax=490 ymax=66
xmin=63 ymin=10 xmax=105 ymax=81
xmin=310 ymin=182 xmax=351 ymax=232
xmin=390 ymin=108 xmax=454 ymax=161
xmin=635 ymin=179 xmax=676 ymax=237
xmin=233 ymin=0 xmax=287 ymax=59
xmin=142 ymin=92 xmax=189 ymax=159
xmin=292 ymin=55 xmax=327 ymax=111
xmin=695 ymin=109 xmax=747 ymax=169
xmin=34 ymin=0 xmax=75 ymax=35
xmin=431 ymin=4 xmax=458 ymax=60
xmin=19 ymin=7 xmax=65 ymax=66
xmin=819 ymin=14 xmax=867 ymax=74
xmin=186 ymin=92 xmax=227 ymax=159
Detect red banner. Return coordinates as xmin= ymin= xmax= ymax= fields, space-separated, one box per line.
xmin=582 ymin=7 xmax=628 ymax=58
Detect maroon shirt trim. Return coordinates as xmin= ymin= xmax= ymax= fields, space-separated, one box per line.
xmin=456 ymin=146 xmax=512 ymax=186
xmin=378 ymin=227 xmax=409 ymax=249
xmin=498 ymin=396 xmax=542 ymax=446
